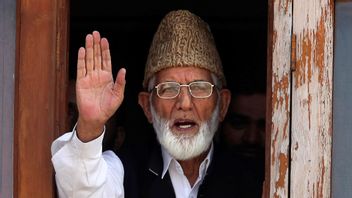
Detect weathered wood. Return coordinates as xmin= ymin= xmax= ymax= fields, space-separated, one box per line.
xmin=291 ymin=0 xmax=334 ymax=197
xmin=55 ymin=0 xmax=70 ymax=135
xmin=15 ymin=0 xmax=69 ymax=197
xmin=266 ymin=0 xmax=292 ymax=197
xmin=0 ymin=0 xmax=16 ymax=197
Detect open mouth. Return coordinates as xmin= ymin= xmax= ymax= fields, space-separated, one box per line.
xmin=172 ymin=119 xmax=198 ymax=132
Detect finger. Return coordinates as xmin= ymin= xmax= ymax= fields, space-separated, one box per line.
xmin=77 ymin=47 xmax=86 ymax=79
xmin=92 ymin=31 xmax=102 ymax=70
xmin=85 ymin=34 xmax=94 ymax=74
xmin=113 ymin=68 xmax=126 ymax=100
xmin=101 ymin=38 xmax=112 ymax=72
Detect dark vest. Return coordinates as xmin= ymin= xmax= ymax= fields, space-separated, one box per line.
xmin=118 ymin=142 xmax=263 ymax=198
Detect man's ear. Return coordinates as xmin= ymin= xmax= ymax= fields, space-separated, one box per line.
xmin=138 ymin=92 xmax=153 ymax=123
xmin=218 ymin=89 xmax=231 ymax=122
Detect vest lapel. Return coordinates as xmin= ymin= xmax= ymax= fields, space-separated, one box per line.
xmin=143 ymin=144 xmax=176 ymax=198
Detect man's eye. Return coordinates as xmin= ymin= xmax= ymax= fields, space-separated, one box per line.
xmin=231 ymin=119 xmax=249 ymax=129
xmin=161 ymin=86 xmax=177 ymax=93
xmin=227 ymin=115 xmax=250 ymax=129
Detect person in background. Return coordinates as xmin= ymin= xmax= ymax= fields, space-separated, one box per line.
xmin=218 ymin=78 xmax=266 ymax=197
xmin=220 ymin=88 xmax=266 ymax=159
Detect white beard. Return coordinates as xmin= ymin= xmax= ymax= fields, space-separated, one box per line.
xmin=150 ymin=102 xmax=220 ymax=161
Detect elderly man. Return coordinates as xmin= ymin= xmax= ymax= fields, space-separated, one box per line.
xmin=52 ymin=10 xmax=260 ymax=198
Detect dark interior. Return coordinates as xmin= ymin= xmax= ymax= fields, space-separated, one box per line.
xmin=69 ymin=0 xmax=268 ymax=153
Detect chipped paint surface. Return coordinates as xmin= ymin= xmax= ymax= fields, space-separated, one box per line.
xmin=270 ymin=0 xmax=292 ymax=197
xmin=291 ymin=0 xmax=333 ymax=197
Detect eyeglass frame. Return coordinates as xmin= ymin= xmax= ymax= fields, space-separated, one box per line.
xmin=152 ymin=81 xmax=216 ymax=99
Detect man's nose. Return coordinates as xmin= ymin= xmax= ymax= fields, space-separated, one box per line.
xmin=175 ymin=87 xmax=192 ymax=110
xmin=242 ymin=123 xmax=261 ymax=144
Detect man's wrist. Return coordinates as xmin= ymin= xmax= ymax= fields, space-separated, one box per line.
xmin=76 ymin=119 xmax=105 ymax=142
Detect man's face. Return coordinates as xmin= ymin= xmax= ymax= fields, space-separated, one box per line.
xmin=150 ymin=101 xmax=219 ymax=160
xmin=140 ymin=67 xmax=230 ymax=160
xmin=222 ymin=93 xmax=266 ymax=159
xmin=152 ymin=67 xmax=219 ymax=135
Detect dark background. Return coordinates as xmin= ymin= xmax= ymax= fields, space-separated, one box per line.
xmin=69 ymin=0 xmax=268 ymax=151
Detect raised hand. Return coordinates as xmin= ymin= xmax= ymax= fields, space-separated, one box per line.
xmin=76 ymin=31 xmax=126 ymax=142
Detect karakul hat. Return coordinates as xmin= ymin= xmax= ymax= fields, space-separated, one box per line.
xmin=143 ymin=10 xmax=226 ymax=88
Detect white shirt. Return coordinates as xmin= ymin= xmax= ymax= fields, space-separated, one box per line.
xmin=51 ymin=128 xmax=124 ymax=198
xmin=161 ymin=145 xmax=213 ymax=198
xmin=51 ymin=127 xmax=213 ymax=198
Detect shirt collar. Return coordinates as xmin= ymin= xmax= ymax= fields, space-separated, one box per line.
xmin=161 ymin=142 xmax=214 ymax=179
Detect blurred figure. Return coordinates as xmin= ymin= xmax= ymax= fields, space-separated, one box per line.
xmin=218 ymin=78 xmax=266 ymax=198
xmin=221 ymin=90 xmax=266 ymax=159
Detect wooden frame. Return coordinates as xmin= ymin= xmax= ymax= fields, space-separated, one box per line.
xmin=265 ymin=0 xmax=334 ymax=197
xmin=13 ymin=0 xmax=334 ymax=197
xmin=265 ymin=0 xmax=292 ymax=197
xmin=290 ymin=0 xmax=333 ymax=196
xmin=14 ymin=0 xmax=69 ymax=197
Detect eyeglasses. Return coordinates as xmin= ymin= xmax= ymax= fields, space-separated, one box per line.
xmin=154 ymin=81 xmax=215 ymax=99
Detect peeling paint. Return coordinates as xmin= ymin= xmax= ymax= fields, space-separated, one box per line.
xmin=274 ymin=153 xmax=288 ymax=197
xmin=272 ymin=127 xmax=279 ymax=166
xmin=270 ymin=0 xmax=333 ymax=197
xmin=277 ymin=153 xmax=288 ymax=187
xmin=290 ymin=0 xmax=333 ymax=197
xmin=269 ymin=0 xmax=292 ymax=197
xmin=294 ymin=30 xmax=312 ymax=89
xmin=315 ymin=8 xmax=327 ymax=84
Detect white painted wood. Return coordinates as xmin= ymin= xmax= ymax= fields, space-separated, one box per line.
xmin=268 ymin=0 xmax=292 ymax=197
xmin=291 ymin=0 xmax=333 ymax=197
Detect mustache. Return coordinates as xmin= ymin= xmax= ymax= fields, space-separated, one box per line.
xmin=149 ymin=98 xmax=220 ymax=160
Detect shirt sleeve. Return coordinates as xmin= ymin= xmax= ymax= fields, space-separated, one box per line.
xmin=51 ymin=126 xmax=124 ymax=198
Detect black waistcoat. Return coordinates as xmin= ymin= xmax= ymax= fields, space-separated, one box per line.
xmin=119 ymin=142 xmax=263 ymax=198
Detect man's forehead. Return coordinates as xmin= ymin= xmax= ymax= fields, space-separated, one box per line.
xmin=155 ymin=66 xmax=213 ymax=82
xmin=231 ymin=94 xmax=266 ymax=118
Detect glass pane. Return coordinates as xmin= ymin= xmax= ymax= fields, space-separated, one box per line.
xmin=0 ymin=0 xmax=15 ymax=196
xmin=332 ymin=2 xmax=352 ymax=197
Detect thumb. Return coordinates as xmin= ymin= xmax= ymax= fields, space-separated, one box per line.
xmin=113 ymin=68 xmax=126 ymax=101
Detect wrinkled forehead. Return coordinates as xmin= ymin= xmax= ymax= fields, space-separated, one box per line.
xmin=154 ymin=66 xmax=213 ymax=84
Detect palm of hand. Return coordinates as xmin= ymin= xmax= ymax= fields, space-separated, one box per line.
xmin=76 ymin=31 xmax=126 ymax=127
xmin=76 ymin=70 xmax=120 ymax=123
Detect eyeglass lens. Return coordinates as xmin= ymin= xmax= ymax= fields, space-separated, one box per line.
xmin=156 ymin=82 xmax=213 ymax=99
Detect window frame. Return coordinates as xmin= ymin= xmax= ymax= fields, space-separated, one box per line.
xmin=13 ymin=0 xmax=334 ymax=197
